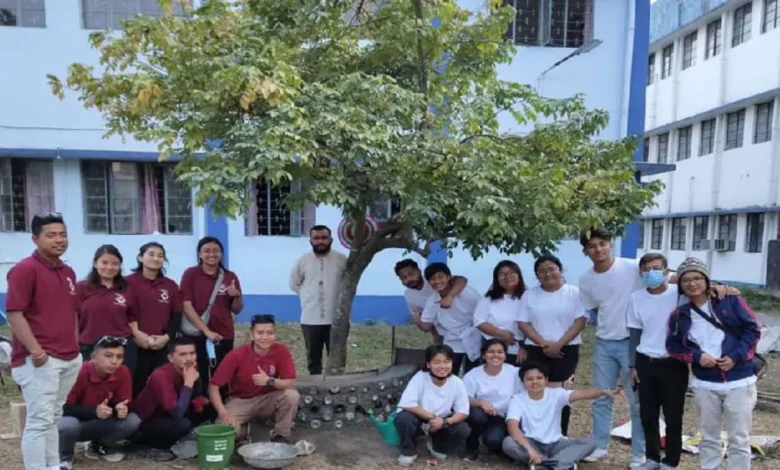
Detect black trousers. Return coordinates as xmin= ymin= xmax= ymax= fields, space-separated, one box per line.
xmin=452 ymin=353 xmax=478 ymax=377
xmin=81 ymin=338 xmax=138 ymax=376
xmin=193 ymin=337 xmax=233 ymax=384
xmin=636 ymin=353 xmax=689 ymax=467
xmin=301 ymin=324 xmax=331 ymax=375
xmin=133 ymin=348 xmax=168 ymax=397
xmin=134 ymin=405 xmax=216 ymax=449
xmin=394 ymin=410 xmax=470 ymax=457
xmin=466 ymin=407 xmax=507 ymax=452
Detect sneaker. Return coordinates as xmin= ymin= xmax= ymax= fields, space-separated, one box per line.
xmin=639 ymin=460 xmax=661 ymax=470
xmin=59 ymin=453 xmax=74 ymax=470
xmin=660 ymin=465 xmax=676 ymax=470
xmin=141 ymin=448 xmax=177 ymax=462
xmin=398 ymin=454 xmax=418 ymax=467
xmin=84 ymin=442 xmax=124 ymax=462
xmin=629 ymin=455 xmax=647 ymax=468
xmin=583 ymin=448 xmax=608 ymax=462
xmin=425 ymin=438 xmax=447 ymax=460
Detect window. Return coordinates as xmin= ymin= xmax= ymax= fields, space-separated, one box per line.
xmin=368 ymin=198 xmax=402 ymax=223
xmin=692 ymin=216 xmax=709 ymax=250
xmin=642 ymin=137 xmax=650 ymax=162
xmin=647 ymin=53 xmax=655 ymax=85
xmin=705 ymin=19 xmax=722 ymax=58
xmin=765 ymin=0 xmax=779 ymax=32
xmin=247 ymin=180 xmax=316 ymax=236
xmin=82 ymin=0 xmax=187 ymax=30
xmin=81 ymin=161 xmax=192 ymax=234
xmin=651 ymin=219 xmax=664 ymax=250
xmin=718 ymin=214 xmax=737 ymax=251
xmin=754 ymin=101 xmax=774 ymax=144
xmin=732 ymin=3 xmax=752 ymax=47
xmin=682 ymin=31 xmax=697 ymax=69
xmin=0 ymin=158 xmax=55 ymax=232
xmin=745 ymin=213 xmax=765 ymax=253
xmin=677 ymin=126 xmax=692 ymax=161
xmin=504 ymin=0 xmax=592 ymax=48
xmin=0 ymin=0 xmax=45 ymax=27
xmin=670 ymin=218 xmax=687 ymax=251
xmin=700 ymin=118 xmax=716 ymax=155
xmin=638 ymin=221 xmax=645 ymax=249
xmin=661 ymin=44 xmax=673 ymax=79
xmin=657 ymin=133 xmax=669 ymax=163
xmin=725 ymin=109 xmax=745 ymax=150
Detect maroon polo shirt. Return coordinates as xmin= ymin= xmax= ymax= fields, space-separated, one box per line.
xmin=66 ymin=360 xmax=132 ymax=407
xmin=126 ymin=272 xmax=182 ymax=335
xmin=210 ymin=343 xmax=296 ymax=399
xmin=76 ymin=281 xmax=137 ymax=345
xmin=180 ymin=266 xmax=241 ymax=340
xmin=133 ymin=362 xmax=183 ymax=421
xmin=6 ymin=251 xmax=79 ymax=368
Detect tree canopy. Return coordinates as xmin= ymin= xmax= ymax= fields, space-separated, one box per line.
xmin=49 ymin=0 xmax=662 ymax=372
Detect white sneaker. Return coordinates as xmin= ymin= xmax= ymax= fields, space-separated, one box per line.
xmin=629 ymin=455 xmax=647 ymax=468
xmin=583 ymin=448 xmax=608 ymax=462
xmin=398 ymin=454 xmax=417 ymax=467
xmin=425 ymin=439 xmax=447 ymax=460
xmin=639 ymin=460 xmax=660 ymax=470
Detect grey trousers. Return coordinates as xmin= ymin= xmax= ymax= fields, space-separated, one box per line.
xmin=502 ymin=435 xmax=596 ymax=470
xmin=694 ymin=383 xmax=757 ymax=470
xmin=58 ymin=413 xmax=142 ymax=455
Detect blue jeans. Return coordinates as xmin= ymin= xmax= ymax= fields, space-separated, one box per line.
xmin=591 ymin=338 xmax=644 ymax=456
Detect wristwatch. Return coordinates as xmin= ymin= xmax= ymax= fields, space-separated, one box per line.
xmin=267 ymin=378 xmax=276 ymax=389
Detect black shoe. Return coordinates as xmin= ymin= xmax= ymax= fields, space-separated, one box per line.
xmin=460 ymin=449 xmax=479 ymax=461
xmin=59 ymin=453 xmax=74 ymax=470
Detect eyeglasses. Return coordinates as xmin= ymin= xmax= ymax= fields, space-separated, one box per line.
xmin=680 ymin=276 xmax=706 ymax=286
xmin=536 ymin=267 xmax=559 ymax=276
xmin=96 ymin=335 xmax=128 ymax=348
xmin=498 ymin=271 xmax=519 ymax=279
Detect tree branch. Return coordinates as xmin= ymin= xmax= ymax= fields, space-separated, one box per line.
xmin=376 ymin=235 xmax=431 ymax=257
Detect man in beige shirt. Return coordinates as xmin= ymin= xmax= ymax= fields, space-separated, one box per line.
xmin=289 ymin=225 xmax=347 ymax=375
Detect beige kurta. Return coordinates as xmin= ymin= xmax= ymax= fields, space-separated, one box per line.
xmin=289 ymin=251 xmax=348 ymax=325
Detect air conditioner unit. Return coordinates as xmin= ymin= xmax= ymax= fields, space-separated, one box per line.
xmin=698 ymin=239 xmax=712 ymax=250
xmin=714 ymin=239 xmax=728 ymax=251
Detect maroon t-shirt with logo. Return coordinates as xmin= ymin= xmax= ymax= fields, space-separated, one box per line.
xmin=6 ymin=251 xmax=79 ymax=368
xmin=125 ymin=272 xmax=182 ymax=336
xmin=76 ymin=281 xmax=137 ymax=344
xmin=210 ymin=343 xmax=296 ymax=399
xmin=132 ymin=362 xmax=184 ymax=420
xmin=180 ymin=266 xmax=241 ymax=340
xmin=66 ymin=360 xmax=132 ymax=407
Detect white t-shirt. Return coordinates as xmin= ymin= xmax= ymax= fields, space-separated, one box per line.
xmin=579 ymin=258 xmax=644 ymax=340
xmin=463 ymin=364 xmax=523 ymax=415
xmin=473 ymin=295 xmax=524 ymax=354
xmin=422 ymin=286 xmax=482 ymax=353
xmin=396 ymin=371 xmax=470 ymax=418
xmin=505 ymin=388 xmax=573 ymax=444
xmin=404 ymin=280 xmax=435 ymax=314
xmin=627 ymin=284 xmax=679 ymax=358
xmin=517 ymin=284 xmax=588 ymax=346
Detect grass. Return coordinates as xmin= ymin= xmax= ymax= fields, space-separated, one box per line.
xmin=741 ymin=288 xmax=780 ymax=315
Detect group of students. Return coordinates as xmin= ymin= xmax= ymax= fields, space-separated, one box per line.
xmin=393 ymin=227 xmax=761 ymax=470
xmin=6 ymin=213 xmax=300 ymax=470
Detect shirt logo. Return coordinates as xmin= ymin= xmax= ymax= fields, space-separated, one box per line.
xmin=114 ymin=293 xmax=127 ymax=306
xmin=158 ymin=289 xmax=170 ymax=303
xmin=268 ymin=365 xmax=276 ymax=377
xmin=66 ymin=277 xmax=76 ymax=295
xmin=218 ymin=283 xmax=228 ymax=295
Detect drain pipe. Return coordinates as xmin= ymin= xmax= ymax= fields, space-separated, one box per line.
xmin=619 ymin=0 xmax=636 ymax=137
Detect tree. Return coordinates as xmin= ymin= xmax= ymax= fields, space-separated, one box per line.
xmin=49 ymin=0 xmax=662 ymax=374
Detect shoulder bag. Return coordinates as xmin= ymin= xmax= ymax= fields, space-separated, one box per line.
xmin=180 ymin=269 xmax=224 ymax=337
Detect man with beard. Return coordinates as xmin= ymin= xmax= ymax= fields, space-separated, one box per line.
xmin=394 ymin=259 xmax=469 ymax=343
xmin=290 ymin=225 xmax=347 ymax=376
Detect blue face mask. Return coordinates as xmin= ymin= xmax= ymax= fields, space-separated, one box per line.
xmin=642 ymin=269 xmax=666 ymax=289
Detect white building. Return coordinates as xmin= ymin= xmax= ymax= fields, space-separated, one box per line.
xmin=0 ymin=0 xmax=652 ymax=322
xmin=641 ymin=0 xmax=780 ymax=286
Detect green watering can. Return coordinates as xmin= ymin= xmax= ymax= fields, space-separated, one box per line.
xmin=365 ymin=409 xmax=400 ymax=446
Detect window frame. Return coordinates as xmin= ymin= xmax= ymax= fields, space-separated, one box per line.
xmin=0 ymin=0 xmax=46 ymax=28
xmin=638 ymin=221 xmax=646 ymax=249
xmin=705 ymin=19 xmax=722 ymax=59
xmin=754 ymin=101 xmax=774 ymax=144
xmin=657 ymin=133 xmax=669 ymax=163
xmin=81 ymin=0 xmax=188 ymax=30
xmin=642 ymin=137 xmax=650 ymax=163
xmin=0 ymin=158 xmax=55 ymax=232
xmin=503 ymin=0 xmax=593 ymax=48
xmin=647 ymin=53 xmax=655 ymax=85
xmin=670 ymin=217 xmax=687 ymax=251
xmin=732 ymin=2 xmax=752 ymax=47
xmin=651 ymin=219 xmax=664 ymax=250
xmin=725 ymin=109 xmax=746 ymax=150
xmin=677 ymin=125 xmax=692 ymax=161
xmin=717 ymin=213 xmax=737 ymax=251
xmin=692 ymin=216 xmax=709 ymax=251
xmin=765 ymin=0 xmax=779 ymax=32
xmin=699 ymin=118 xmax=716 ymax=156
xmin=745 ymin=213 xmax=765 ymax=253
xmin=249 ymin=180 xmax=316 ymax=237
xmin=661 ymin=44 xmax=674 ymax=79
xmin=682 ymin=31 xmax=697 ymax=70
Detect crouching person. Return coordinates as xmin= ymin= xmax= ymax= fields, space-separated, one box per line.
xmin=132 ymin=336 xmax=216 ymax=461
xmin=395 ymin=344 xmax=471 ymax=467
xmin=503 ymin=362 xmax=615 ymax=469
xmin=209 ymin=315 xmax=299 ymax=443
xmin=58 ymin=336 xmax=140 ymax=468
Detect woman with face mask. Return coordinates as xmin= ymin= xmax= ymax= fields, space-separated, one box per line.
xmin=517 ymin=254 xmax=588 ymax=437
xmin=395 ymin=344 xmax=471 ymax=467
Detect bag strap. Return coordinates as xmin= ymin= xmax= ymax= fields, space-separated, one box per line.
xmin=201 ymin=269 xmax=225 ymax=322
xmin=689 ymin=303 xmax=741 ymax=338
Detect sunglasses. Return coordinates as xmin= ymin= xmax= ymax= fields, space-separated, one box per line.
xmin=96 ymin=335 xmax=128 ymax=348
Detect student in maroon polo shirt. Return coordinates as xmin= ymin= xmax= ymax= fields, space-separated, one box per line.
xmin=58 ymin=336 xmax=141 ymax=468
xmin=7 ymin=213 xmax=83 ymax=470
xmin=209 ymin=315 xmax=300 ymax=443
xmin=132 ymin=336 xmax=216 ymax=461
xmin=180 ymin=236 xmax=243 ymax=382
xmin=126 ymin=242 xmax=183 ymax=396
xmin=76 ymin=245 xmax=139 ymax=374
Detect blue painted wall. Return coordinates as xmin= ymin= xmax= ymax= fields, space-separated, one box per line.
xmin=650 ymin=0 xmax=730 ymax=43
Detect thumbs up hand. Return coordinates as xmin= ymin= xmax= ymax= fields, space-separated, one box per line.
xmin=115 ymin=399 xmax=129 ymax=419
xmin=96 ymin=397 xmax=113 ymax=419
xmin=226 ymin=279 xmax=241 ymax=297
xmin=252 ymin=366 xmax=269 ymax=386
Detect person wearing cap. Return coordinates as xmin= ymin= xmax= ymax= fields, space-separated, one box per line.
xmin=667 ymin=257 xmax=760 ymax=470
xmin=58 ymin=336 xmax=140 ymax=468
xmin=7 ymin=213 xmax=83 ymax=470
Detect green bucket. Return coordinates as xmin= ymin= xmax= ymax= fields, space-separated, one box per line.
xmin=194 ymin=424 xmax=235 ymax=469
xmin=368 ymin=410 xmax=401 ymax=446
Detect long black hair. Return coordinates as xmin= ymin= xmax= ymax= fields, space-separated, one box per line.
xmin=87 ymin=244 xmax=127 ymax=290
xmin=133 ymin=241 xmax=168 ymax=275
xmin=486 ymin=260 xmax=526 ymax=300
xmin=196 ymin=236 xmax=226 ymax=270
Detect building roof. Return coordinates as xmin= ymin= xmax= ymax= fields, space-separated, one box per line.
xmin=650 ymin=0 xmax=731 ymax=45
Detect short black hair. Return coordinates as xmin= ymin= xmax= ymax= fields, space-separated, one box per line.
xmin=251 ymin=314 xmax=276 ymax=328
xmin=534 ymin=254 xmax=563 ymax=273
xmin=394 ymin=259 xmax=419 ymax=276
xmin=31 ymin=212 xmax=65 ymax=236
xmin=520 ymin=361 xmax=550 ymax=380
xmin=639 ymin=252 xmax=668 ymax=269
xmin=580 ymin=227 xmax=613 ymax=249
xmin=424 ymin=343 xmax=454 ymax=364
xmin=310 ymin=225 xmax=331 ymax=236
xmin=480 ymin=338 xmax=507 ymax=356
xmin=168 ymin=335 xmax=196 ymax=354
xmin=423 ymin=262 xmax=451 ymax=281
